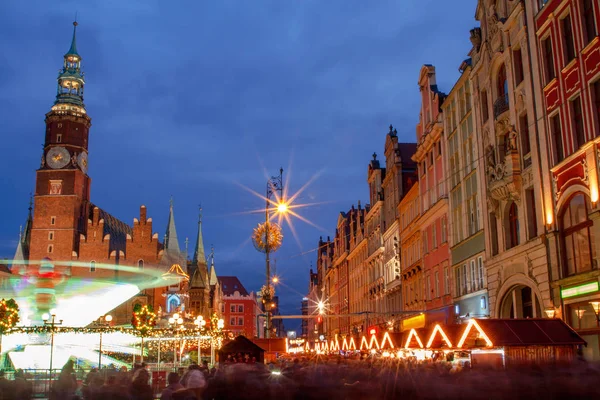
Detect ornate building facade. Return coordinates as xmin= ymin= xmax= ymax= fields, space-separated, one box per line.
xmin=530 ymin=0 xmax=600 ymax=359
xmin=413 ymin=66 xmax=454 ymax=323
xmin=470 ymin=0 xmax=551 ymax=321
xmin=442 ymin=60 xmax=489 ymax=320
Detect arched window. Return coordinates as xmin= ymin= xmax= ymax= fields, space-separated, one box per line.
xmin=561 ymin=193 xmax=595 ymax=276
xmin=138 ymin=259 xmax=144 ymax=269
xmin=90 ymin=261 xmax=96 ymax=272
xmin=508 ymin=202 xmax=520 ymax=249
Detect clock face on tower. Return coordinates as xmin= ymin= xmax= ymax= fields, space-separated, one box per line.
xmin=77 ymin=152 xmax=88 ymax=174
xmin=46 ymin=147 xmax=70 ymax=169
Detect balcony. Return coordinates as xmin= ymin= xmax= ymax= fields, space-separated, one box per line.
xmin=493 ymin=93 xmax=509 ymax=120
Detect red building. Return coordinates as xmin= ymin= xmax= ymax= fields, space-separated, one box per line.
xmin=218 ymin=276 xmax=262 ymax=338
xmin=413 ymin=65 xmax=453 ymax=321
xmin=532 ymin=0 xmax=600 ymax=360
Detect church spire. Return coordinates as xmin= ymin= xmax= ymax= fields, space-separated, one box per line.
xmin=164 ymin=197 xmax=180 ymax=253
xmin=54 ymin=21 xmax=85 ymax=109
xmin=65 ymin=20 xmax=79 ymax=57
xmin=209 ymin=245 xmax=218 ymax=286
xmin=192 ymin=205 xmax=206 ymax=265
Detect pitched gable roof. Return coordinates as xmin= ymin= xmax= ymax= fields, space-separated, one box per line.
xmin=217 ymin=276 xmax=249 ymax=296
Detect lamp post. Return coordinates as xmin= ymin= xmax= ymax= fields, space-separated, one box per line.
xmin=265 ymin=168 xmax=284 ymax=339
xmin=42 ymin=310 xmax=62 ymax=389
xmin=168 ymin=313 xmax=184 ymax=367
xmin=194 ymin=315 xmax=206 ymax=363
xmin=96 ymin=314 xmax=112 ymax=369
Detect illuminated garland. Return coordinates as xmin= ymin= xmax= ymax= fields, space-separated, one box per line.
xmin=252 ymin=222 xmax=283 ymax=253
xmin=132 ymin=304 xmax=157 ymax=336
xmin=259 ymin=285 xmax=275 ymax=301
xmin=6 ymin=325 xmax=225 ymax=339
xmin=0 ymin=299 xmax=20 ymax=334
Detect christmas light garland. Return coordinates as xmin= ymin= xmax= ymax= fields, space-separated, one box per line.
xmin=0 ymin=299 xmax=20 ymax=334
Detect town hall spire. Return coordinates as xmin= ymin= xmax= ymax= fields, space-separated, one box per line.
xmin=54 ymin=21 xmax=86 ymax=109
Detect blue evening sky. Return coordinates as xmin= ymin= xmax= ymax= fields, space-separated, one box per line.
xmin=0 ymin=0 xmax=476 ymax=325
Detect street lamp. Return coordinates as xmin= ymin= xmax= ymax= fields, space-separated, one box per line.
xmin=194 ymin=315 xmax=206 ymax=363
xmin=95 ymin=314 xmax=112 ymax=369
xmin=168 ymin=313 xmax=184 ymax=366
xmin=265 ymin=168 xmax=285 ymax=339
xmin=42 ymin=310 xmax=62 ymax=389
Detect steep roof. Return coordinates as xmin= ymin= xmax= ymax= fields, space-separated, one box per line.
xmin=397 ymin=143 xmax=417 ymax=168
xmin=473 ymin=319 xmax=585 ymax=346
xmin=209 ymin=257 xmax=218 ymax=286
xmin=89 ymin=204 xmax=132 ymax=248
xmin=190 ymin=267 xmax=207 ymax=289
xmin=192 ymin=208 xmax=206 ymax=266
xmin=218 ymin=276 xmax=249 ymax=296
xmin=164 ymin=199 xmax=180 ymax=254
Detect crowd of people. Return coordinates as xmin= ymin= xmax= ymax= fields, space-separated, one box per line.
xmin=1 ymin=354 xmax=600 ymax=399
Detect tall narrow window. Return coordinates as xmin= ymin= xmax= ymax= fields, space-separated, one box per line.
xmin=51 ymin=216 xmax=56 ymax=225
xmin=426 ymin=276 xmax=432 ymax=301
xmin=497 ymin=65 xmax=508 ymax=99
xmin=595 ymin=80 xmax=600 ymax=136
xmin=583 ymin=0 xmax=597 ymax=45
xmin=519 ymin=113 xmax=531 ymax=159
xmin=561 ymin=193 xmax=595 ymax=276
xmin=481 ymin=90 xmax=489 ymax=122
xmin=90 ymin=261 xmax=96 ymax=272
xmin=455 ymin=268 xmax=461 ymax=297
xmin=513 ymin=48 xmax=524 ymax=85
xmin=490 ymin=214 xmax=499 ymax=256
xmin=48 ymin=232 xmax=54 ymax=240
xmin=470 ymin=260 xmax=477 ymax=292
xmin=48 ymin=245 xmax=53 ymax=253
xmin=441 ymin=218 xmax=447 ymax=243
xmin=444 ymin=267 xmax=450 ymax=295
xmin=543 ymin=36 xmax=556 ymax=83
xmin=462 ymin=264 xmax=468 ymax=295
xmin=477 ymin=257 xmax=484 ymax=290
xmin=562 ymin=14 xmax=576 ymax=63
xmin=434 ymin=270 xmax=440 ymax=298
xmin=551 ymin=114 xmax=564 ymax=163
xmin=56 ymin=134 xmax=62 ymax=143
xmin=526 ymin=189 xmax=538 ymax=240
xmin=432 ymin=224 xmax=437 ymax=248
xmin=138 ymin=259 xmax=144 ymax=269
xmin=508 ymin=202 xmax=520 ymax=249
xmin=572 ymin=96 xmax=585 ymax=149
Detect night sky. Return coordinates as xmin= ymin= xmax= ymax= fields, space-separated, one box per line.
xmin=0 ymin=0 xmax=476 ymax=329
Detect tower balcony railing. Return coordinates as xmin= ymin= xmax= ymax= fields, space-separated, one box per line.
xmin=493 ymin=93 xmax=509 ymax=119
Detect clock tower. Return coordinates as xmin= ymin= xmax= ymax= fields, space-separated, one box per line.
xmin=28 ymin=22 xmax=92 ymax=266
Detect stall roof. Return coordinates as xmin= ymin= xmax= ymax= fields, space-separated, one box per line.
xmin=473 ymin=319 xmax=585 ymax=346
xmin=221 ymin=335 xmax=265 ymax=355
xmin=252 ymin=338 xmax=287 ymax=353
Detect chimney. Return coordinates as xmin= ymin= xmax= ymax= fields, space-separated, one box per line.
xmin=93 ymin=207 xmax=100 ymax=225
xmin=140 ymin=205 xmax=147 ymax=223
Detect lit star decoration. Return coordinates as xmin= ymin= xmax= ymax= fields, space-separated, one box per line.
xmin=0 ymin=299 xmax=20 ymax=333
xmin=132 ymin=304 xmax=157 ymax=336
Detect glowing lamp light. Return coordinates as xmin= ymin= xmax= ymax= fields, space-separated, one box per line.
xmin=545 ymin=308 xmax=556 ymax=319
xmin=369 ymin=328 xmax=377 ymax=335
xmin=546 ymin=210 xmax=554 ymax=227
xmin=276 ymin=203 xmax=288 ymax=213
xmin=591 ymin=184 xmax=599 ymax=204
xmin=173 ymin=313 xmax=180 ymax=320
xmin=272 ymin=276 xmax=279 ymax=284
xmin=590 ymin=301 xmax=600 ymax=317
xmin=42 ymin=313 xmax=50 ymax=322
xmin=104 ymin=315 xmax=113 ymax=323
